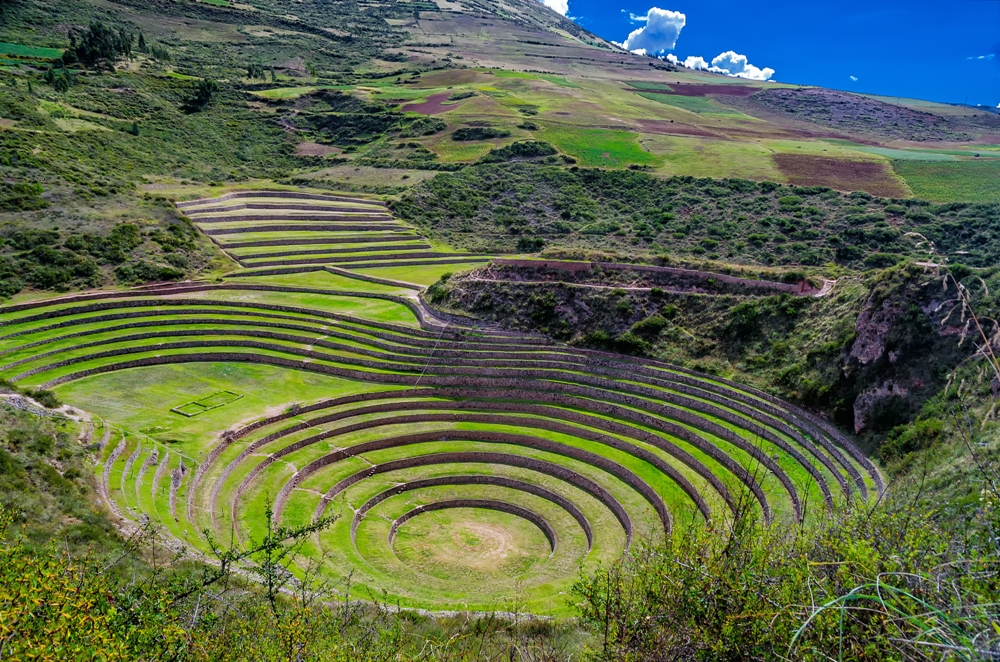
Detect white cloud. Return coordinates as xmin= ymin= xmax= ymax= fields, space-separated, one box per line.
xmin=631 ymin=48 xmax=648 ymax=56
xmin=672 ymin=51 xmax=774 ymax=80
xmin=683 ymin=55 xmax=709 ymax=70
xmin=665 ymin=53 xmax=679 ymax=64
xmin=622 ymin=7 xmax=686 ymax=53
xmin=706 ymin=50 xmax=774 ymax=80
xmin=849 ymin=75 xmax=859 ymax=82
xmin=624 ymin=10 xmax=649 ymax=22
xmin=538 ymin=0 xmax=569 ymax=16
xmin=967 ymin=53 xmax=995 ymax=61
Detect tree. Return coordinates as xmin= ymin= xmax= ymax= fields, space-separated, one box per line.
xmin=246 ymin=62 xmax=266 ymax=80
xmin=184 ymin=78 xmax=218 ymax=113
xmin=149 ymin=44 xmax=170 ymax=61
xmin=63 ymin=21 xmax=133 ymax=69
xmin=137 ymin=31 xmax=147 ymax=54
xmin=52 ymin=69 xmax=72 ymax=94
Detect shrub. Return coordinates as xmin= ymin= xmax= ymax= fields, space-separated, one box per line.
xmin=631 ymin=314 xmax=668 ymax=338
xmin=426 ymin=275 xmax=451 ymax=303
xmin=836 ymin=245 xmax=865 ymax=262
xmin=778 ymin=195 xmax=803 ymax=210
xmin=725 ymin=301 xmax=761 ymax=337
xmin=580 ymin=221 xmax=621 ymax=235
xmin=480 ymin=141 xmax=557 ymax=163
xmin=573 ymin=494 xmax=1000 ymax=661
xmin=0 ymin=183 xmax=49 ymax=212
xmin=452 ymin=127 xmax=511 ymax=141
xmin=114 ymin=261 xmax=184 ymax=284
xmin=612 ymin=332 xmax=649 ymax=354
xmin=516 ymin=236 xmax=545 ymax=252
xmin=26 ymin=390 xmax=60 ymax=409
xmin=864 ymin=253 xmax=903 ymax=268
xmin=879 ymin=417 xmax=944 ymax=461
xmin=399 ymin=116 xmax=446 ymax=137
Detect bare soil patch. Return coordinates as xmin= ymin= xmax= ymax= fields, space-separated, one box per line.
xmin=454 ymin=523 xmax=514 ymax=565
xmin=414 ymin=69 xmax=483 ymax=87
xmin=402 ymin=92 xmax=457 ymax=115
xmin=637 ymin=120 xmax=720 ymax=138
xmin=636 ymin=84 xmax=762 ymax=98
xmin=294 ymin=142 xmax=341 ymax=157
xmin=773 ymin=154 xmax=910 ymax=197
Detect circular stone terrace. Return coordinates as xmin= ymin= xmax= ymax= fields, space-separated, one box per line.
xmin=0 ymin=192 xmax=883 ymax=613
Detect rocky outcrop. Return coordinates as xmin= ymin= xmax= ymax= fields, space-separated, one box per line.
xmin=850 ymin=293 xmax=904 ymax=366
xmin=853 ymin=381 xmax=911 ymax=433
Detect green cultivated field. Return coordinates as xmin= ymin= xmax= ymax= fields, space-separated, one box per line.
xmin=539 ymin=127 xmax=660 ymax=168
xmin=0 ymin=41 xmax=63 ymax=59
xmin=892 ymin=160 xmax=1000 ymax=202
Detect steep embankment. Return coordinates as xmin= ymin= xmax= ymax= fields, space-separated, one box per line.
xmin=431 ymin=261 xmax=997 ymax=447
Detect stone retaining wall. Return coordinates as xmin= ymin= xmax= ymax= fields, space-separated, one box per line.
xmin=317 ymin=450 xmax=625 ymax=546
xmin=193 ymin=214 xmax=395 ymax=224
xmin=492 ymin=259 xmax=812 ymax=295
xmin=240 ymin=244 xmax=432 ymax=260
xmin=222 ymin=235 xmax=414 ymax=249
xmin=247 ymin=252 xmax=479 ymax=269
xmin=187 ymin=203 xmax=386 ymax=214
xmin=205 ymin=224 xmax=385 ymax=235
xmin=270 ymin=429 xmax=670 ymax=536
xmin=347 ymin=473 xmax=593 ymax=550
xmin=176 ymin=191 xmax=386 ymax=208
xmin=388 ymin=499 xmax=557 ymax=552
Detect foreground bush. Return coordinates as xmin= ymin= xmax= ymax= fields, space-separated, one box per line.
xmin=573 ymin=485 xmax=1000 ymax=661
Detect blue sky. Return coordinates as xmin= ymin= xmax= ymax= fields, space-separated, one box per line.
xmin=539 ymin=0 xmax=1000 ymax=107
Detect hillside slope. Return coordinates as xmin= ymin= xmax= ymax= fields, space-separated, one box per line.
xmin=1 ymin=1 xmax=1000 ymax=657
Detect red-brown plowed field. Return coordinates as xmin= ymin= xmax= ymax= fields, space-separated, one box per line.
xmin=773 ymin=154 xmax=910 ymax=197
xmin=402 ymin=92 xmax=456 ymax=115
xmin=631 ymin=84 xmax=762 ymax=97
xmin=637 ymin=120 xmax=721 ymax=138
xmin=670 ymin=84 xmax=762 ymax=97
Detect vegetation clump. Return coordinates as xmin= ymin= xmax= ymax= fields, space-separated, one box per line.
xmin=480 ymin=140 xmax=558 ymax=163
xmin=451 ymin=126 xmax=512 ymax=141
xmin=62 ymin=21 xmax=132 ymax=69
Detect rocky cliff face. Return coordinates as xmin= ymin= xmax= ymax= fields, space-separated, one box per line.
xmin=842 ymin=272 xmax=972 ymax=434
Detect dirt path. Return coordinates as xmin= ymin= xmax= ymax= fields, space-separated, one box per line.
xmin=813 ymin=279 xmax=837 ymax=297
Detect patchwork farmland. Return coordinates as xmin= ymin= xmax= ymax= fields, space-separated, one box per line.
xmin=0 ymin=195 xmax=882 ymax=612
